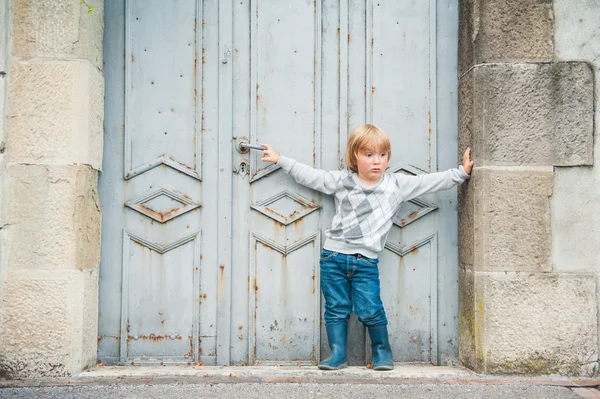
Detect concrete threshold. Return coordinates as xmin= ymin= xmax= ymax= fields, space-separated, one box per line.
xmin=82 ymin=364 xmax=473 ymax=380
xmin=1 ymin=365 xmax=599 ymax=388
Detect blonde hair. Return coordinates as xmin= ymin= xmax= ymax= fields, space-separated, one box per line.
xmin=345 ymin=124 xmax=391 ymax=173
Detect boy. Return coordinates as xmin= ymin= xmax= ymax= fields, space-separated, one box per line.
xmin=261 ymin=124 xmax=473 ymax=370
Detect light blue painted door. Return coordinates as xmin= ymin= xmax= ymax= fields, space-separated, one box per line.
xmin=99 ymin=0 xmax=460 ymax=366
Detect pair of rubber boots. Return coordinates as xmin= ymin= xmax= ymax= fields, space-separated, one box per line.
xmin=318 ymin=323 xmax=393 ymax=371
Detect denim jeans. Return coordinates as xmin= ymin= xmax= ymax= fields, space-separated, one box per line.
xmin=320 ymin=249 xmax=388 ymax=326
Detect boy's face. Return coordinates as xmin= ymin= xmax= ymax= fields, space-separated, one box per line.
xmin=356 ymin=147 xmax=389 ymax=185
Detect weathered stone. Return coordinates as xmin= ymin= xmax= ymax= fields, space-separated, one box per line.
xmin=0 ymin=0 xmax=7 ymax=153
xmin=459 ymin=0 xmax=554 ymax=74
xmin=554 ymin=0 xmax=600 ymax=63
xmin=552 ymin=166 xmax=600 ymax=271
xmin=69 ymin=268 xmax=99 ymax=372
xmin=74 ymin=168 xmax=102 ymax=271
xmin=457 ymin=68 xmax=480 ymax=174
xmin=458 ymin=269 xmax=479 ymax=371
xmin=459 ymin=63 xmax=594 ymax=167
xmin=474 ymin=167 xmax=553 ymax=272
xmin=11 ymin=0 xmax=103 ymax=69
xmin=476 ymin=272 xmax=598 ymax=376
xmin=0 ymin=273 xmax=70 ymax=378
xmin=457 ymin=163 xmax=477 ymax=272
xmin=552 ymin=0 xmax=600 ymax=273
xmin=5 ymin=164 xmax=101 ymax=271
xmin=6 ymin=60 xmax=104 ymax=169
xmin=0 ymin=269 xmax=98 ymax=378
xmin=0 ymin=0 xmax=103 ymax=381
xmin=0 ymin=75 xmax=5 ymax=155
xmin=80 ymin=268 xmax=100 ymax=370
xmin=458 ymin=0 xmax=474 ymax=77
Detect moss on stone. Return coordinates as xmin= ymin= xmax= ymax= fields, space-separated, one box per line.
xmin=487 ymin=353 xmax=592 ymax=376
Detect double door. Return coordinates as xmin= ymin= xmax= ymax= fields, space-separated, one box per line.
xmin=99 ymin=0 xmax=459 ymax=366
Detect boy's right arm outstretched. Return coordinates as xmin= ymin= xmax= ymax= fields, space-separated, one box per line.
xmin=261 ymin=144 xmax=341 ymax=195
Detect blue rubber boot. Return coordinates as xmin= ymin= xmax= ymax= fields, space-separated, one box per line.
xmin=318 ymin=323 xmax=348 ymax=370
xmin=368 ymin=324 xmax=394 ymax=370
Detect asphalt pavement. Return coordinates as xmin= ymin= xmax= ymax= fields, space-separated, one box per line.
xmin=0 ymin=382 xmax=592 ymax=399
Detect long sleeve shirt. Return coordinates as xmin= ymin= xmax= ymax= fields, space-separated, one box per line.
xmin=277 ymin=155 xmax=469 ymax=258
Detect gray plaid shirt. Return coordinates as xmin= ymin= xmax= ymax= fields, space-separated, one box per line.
xmin=278 ymin=156 xmax=469 ymax=258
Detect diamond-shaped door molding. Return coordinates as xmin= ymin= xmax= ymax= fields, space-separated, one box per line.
xmin=251 ymin=190 xmax=319 ymax=225
xmin=393 ymin=197 xmax=438 ymax=227
xmin=250 ymin=162 xmax=281 ymax=183
xmin=125 ymin=155 xmax=201 ymax=181
xmin=125 ymin=187 xmax=201 ymax=223
xmin=385 ymin=232 xmax=436 ymax=257
xmin=388 ymin=164 xmax=439 ymax=228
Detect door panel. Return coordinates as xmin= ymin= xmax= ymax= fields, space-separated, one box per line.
xmin=100 ymin=0 xmax=460 ymax=366
xmin=121 ymin=230 xmax=201 ymax=361
xmin=100 ymin=0 xmax=219 ymax=365
xmin=125 ymin=4 xmax=200 ymax=179
xmin=249 ymin=233 xmax=321 ymax=365
xmin=372 ymin=1 xmax=433 ymax=171
xmin=229 ymin=0 xmax=324 ymax=365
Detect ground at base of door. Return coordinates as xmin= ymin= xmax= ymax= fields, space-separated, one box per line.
xmin=1 ymin=365 xmax=599 ymax=390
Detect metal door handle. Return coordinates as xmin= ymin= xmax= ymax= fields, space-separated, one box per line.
xmin=236 ymin=140 xmax=266 ymax=154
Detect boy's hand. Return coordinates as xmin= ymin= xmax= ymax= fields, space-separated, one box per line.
xmin=261 ymin=144 xmax=280 ymax=164
xmin=463 ymin=147 xmax=474 ymax=175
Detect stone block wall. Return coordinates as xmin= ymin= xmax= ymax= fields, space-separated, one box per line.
xmin=458 ymin=0 xmax=599 ymax=376
xmin=0 ymin=0 xmax=104 ymax=378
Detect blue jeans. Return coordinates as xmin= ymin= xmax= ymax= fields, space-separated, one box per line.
xmin=320 ymin=249 xmax=388 ymax=326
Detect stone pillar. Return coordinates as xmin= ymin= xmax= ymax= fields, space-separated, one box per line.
xmin=0 ymin=0 xmax=8 ymax=378
xmin=458 ymin=0 xmax=598 ymax=375
xmin=0 ymin=0 xmax=104 ymax=378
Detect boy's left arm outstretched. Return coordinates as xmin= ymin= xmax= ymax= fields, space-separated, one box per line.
xmin=396 ymin=147 xmax=474 ymax=201
xmin=261 ymin=144 xmax=342 ymax=195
